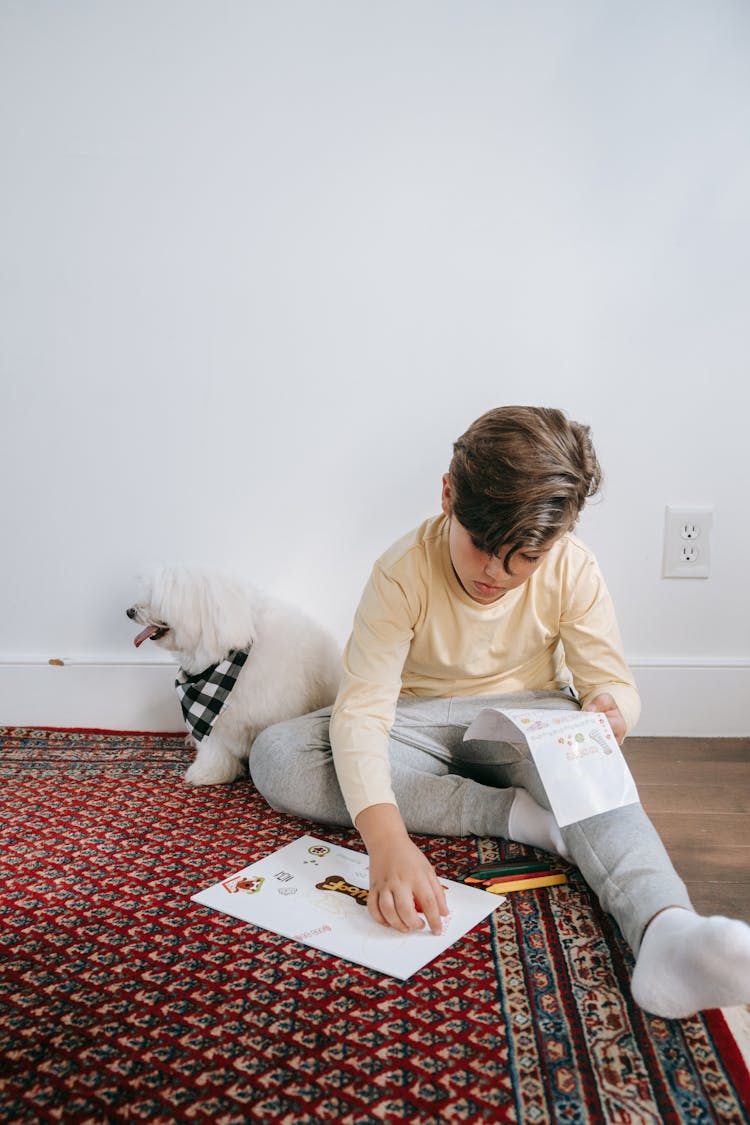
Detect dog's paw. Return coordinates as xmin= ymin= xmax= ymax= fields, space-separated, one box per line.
xmin=184 ymin=760 xmax=242 ymax=787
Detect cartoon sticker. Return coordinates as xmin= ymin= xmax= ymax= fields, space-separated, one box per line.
xmin=223 ymin=874 xmax=265 ymax=895
xmin=315 ymin=874 xmax=369 ymax=906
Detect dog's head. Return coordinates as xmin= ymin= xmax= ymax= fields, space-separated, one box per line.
xmin=126 ymin=566 xmax=259 ymax=674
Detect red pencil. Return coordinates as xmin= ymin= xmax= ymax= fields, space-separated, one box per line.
xmin=466 ymin=866 xmax=561 ymax=887
xmin=484 ymin=872 xmax=568 ymax=894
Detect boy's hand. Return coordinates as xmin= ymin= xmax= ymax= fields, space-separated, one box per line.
xmin=356 ymin=804 xmax=449 ymax=935
xmin=583 ymin=692 xmax=626 ymax=744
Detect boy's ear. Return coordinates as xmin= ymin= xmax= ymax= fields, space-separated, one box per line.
xmin=441 ymin=474 xmax=452 ymax=515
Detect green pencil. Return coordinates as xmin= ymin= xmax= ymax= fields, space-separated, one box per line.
xmin=460 ymin=859 xmax=560 ymax=881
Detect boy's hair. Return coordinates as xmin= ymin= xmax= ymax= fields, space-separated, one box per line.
xmin=448 ymin=406 xmax=602 ymax=571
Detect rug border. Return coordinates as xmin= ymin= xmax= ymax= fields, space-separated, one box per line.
xmin=704 ymin=1008 xmax=750 ymax=1105
xmin=0 ymin=724 xmax=185 ymax=737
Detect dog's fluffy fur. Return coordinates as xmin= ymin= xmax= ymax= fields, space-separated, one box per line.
xmin=127 ymin=566 xmax=342 ymax=786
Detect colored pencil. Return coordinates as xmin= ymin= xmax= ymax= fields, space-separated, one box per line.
xmin=465 ymin=867 xmax=561 ymax=887
xmin=460 ymin=859 xmax=560 ymax=880
xmin=465 ymin=870 xmax=558 ymax=886
xmin=461 ymin=859 xmax=559 ymax=877
xmin=470 ymin=857 xmax=556 ymax=870
xmin=484 ymin=873 xmax=568 ymax=894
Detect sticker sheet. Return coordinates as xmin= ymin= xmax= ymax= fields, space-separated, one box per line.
xmin=464 ymin=707 xmax=640 ymax=827
xmin=191 ymin=835 xmax=502 ymax=980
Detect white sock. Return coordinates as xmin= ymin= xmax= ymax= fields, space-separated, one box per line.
xmin=631 ymin=907 xmax=750 ymax=1019
xmin=507 ymin=788 xmax=571 ymax=862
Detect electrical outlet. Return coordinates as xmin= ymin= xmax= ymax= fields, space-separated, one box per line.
xmin=663 ymin=506 xmax=713 ymax=578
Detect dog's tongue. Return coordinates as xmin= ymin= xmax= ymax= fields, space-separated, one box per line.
xmin=133 ymin=625 xmax=162 ymax=648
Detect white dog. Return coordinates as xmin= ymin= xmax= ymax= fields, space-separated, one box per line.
xmin=126 ymin=566 xmax=341 ymax=787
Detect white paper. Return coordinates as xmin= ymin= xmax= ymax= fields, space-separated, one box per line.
xmin=464 ymin=708 xmax=640 ymax=827
xmin=191 ymin=835 xmax=502 ymax=980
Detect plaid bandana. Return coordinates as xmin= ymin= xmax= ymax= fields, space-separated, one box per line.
xmin=175 ymin=647 xmax=251 ymax=743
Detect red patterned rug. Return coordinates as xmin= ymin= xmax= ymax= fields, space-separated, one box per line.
xmin=1 ymin=727 xmax=748 ymax=1124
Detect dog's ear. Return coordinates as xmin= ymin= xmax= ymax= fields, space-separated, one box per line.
xmin=199 ymin=572 xmax=259 ymax=656
xmin=158 ymin=567 xmax=258 ymax=669
xmin=149 ymin=566 xmax=203 ymax=654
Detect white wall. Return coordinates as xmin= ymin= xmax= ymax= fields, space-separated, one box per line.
xmin=2 ymin=1 xmax=749 ymax=733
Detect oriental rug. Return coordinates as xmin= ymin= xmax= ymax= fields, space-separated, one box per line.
xmin=0 ymin=727 xmax=748 ymax=1124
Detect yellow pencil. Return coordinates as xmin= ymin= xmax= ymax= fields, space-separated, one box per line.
xmin=484 ymin=872 xmax=568 ymax=895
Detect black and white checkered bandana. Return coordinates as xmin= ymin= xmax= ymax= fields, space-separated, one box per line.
xmin=175 ymin=647 xmax=251 ymax=743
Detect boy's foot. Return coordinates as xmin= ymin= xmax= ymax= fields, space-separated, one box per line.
xmin=631 ymin=907 xmax=750 ymax=1018
xmin=507 ymin=788 xmax=571 ymax=861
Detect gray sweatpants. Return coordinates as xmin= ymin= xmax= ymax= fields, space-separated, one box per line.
xmin=251 ymin=690 xmax=693 ymax=954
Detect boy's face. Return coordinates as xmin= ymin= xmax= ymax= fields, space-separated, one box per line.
xmin=441 ymin=475 xmax=552 ymax=604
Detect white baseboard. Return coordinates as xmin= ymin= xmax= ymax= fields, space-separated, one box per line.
xmin=0 ymin=661 xmax=183 ymax=731
xmin=628 ymin=658 xmax=749 ymax=736
xmin=0 ymin=658 xmax=748 ymax=736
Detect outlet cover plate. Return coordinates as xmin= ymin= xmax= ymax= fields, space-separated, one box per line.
xmin=663 ymin=506 xmax=713 ymax=578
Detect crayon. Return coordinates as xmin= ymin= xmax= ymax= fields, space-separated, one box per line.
xmin=460 ymin=859 xmax=560 ymax=880
xmin=484 ymin=872 xmax=568 ymax=895
xmin=472 ymin=856 xmax=554 ymax=869
xmin=464 ymin=868 xmax=559 ymax=886
xmin=467 ymin=867 xmax=561 ymax=887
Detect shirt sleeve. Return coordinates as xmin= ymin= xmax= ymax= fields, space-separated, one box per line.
xmin=329 ymin=562 xmax=417 ymax=824
xmin=558 ymin=550 xmax=641 ymax=734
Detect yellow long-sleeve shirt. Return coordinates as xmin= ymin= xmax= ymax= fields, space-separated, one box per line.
xmin=330 ymin=513 xmax=640 ymax=823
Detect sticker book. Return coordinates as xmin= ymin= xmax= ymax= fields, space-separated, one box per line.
xmin=192 ymin=835 xmax=502 ymax=980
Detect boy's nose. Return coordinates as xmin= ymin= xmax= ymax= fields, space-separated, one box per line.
xmin=483 ymin=555 xmax=503 ymax=579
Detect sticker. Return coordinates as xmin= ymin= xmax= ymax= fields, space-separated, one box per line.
xmin=223 ymin=874 xmax=265 ymax=895
xmin=315 ymin=874 xmax=369 ymax=906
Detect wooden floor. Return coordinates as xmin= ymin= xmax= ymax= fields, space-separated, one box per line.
xmin=623 ymin=737 xmax=750 ymax=923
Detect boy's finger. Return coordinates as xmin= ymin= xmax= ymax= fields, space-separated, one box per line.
xmin=367 ymin=891 xmax=387 ymax=927
xmin=584 ymin=692 xmax=616 ymax=712
xmin=415 ymin=887 xmax=445 ymax=935
xmin=394 ymin=890 xmax=427 ymax=932
xmin=424 ymin=906 xmax=444 ymax=935
xmin=369 ymin=889 xmax=409 ymax=933
xmin=417 ymin=898 xmax=442 ymax=935
xmin=435 ymin=879 xmax=449 ymax=916
xmin=583 ymin=695 xmax=626 ymax=744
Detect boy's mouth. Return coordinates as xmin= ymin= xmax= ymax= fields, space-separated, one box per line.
xmin=473 ymin=581 xmax=505 ymax=598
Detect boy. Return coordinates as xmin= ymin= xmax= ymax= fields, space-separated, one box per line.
xmin=253 ymin=406 xmax=750 ymax=1019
